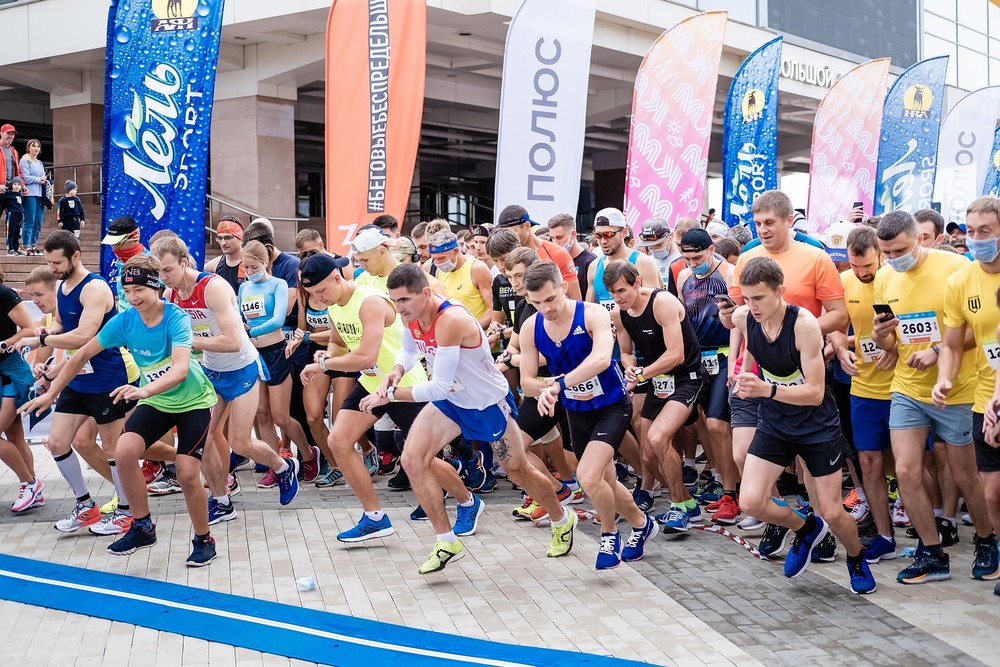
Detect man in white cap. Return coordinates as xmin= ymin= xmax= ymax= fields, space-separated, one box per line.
xmin=705 ymin=221 xmax=730 ymax=245
xmin=586 ymin=207 xmax=662 ymax=311
xmin=822 ymin=220 xmax=856 ymax=271
xmin=353 ymin=227 xmax=447 ymax=296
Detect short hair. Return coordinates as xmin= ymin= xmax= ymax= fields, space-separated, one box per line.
xmin=218 ymin=214 xmax=243 ymax=228
xmin=428 ymin=230 xmax=458 ymax=252
xmin=547 ymin=213 xmax=576 ymax=231
xmin=938 ymin=242 xmax=959 ymax=254
xmin=295 ymin=228 xmax=322 ymax=251
xmin=372 ymin=214 xmax=399 ymax=232
xmin=411 ymin=221 xmax=430 ymax=240
xmin=523 ymin=261 xmax=562 ymax=293
xmin=534 ymin=226 xmax=551 ymax=240
xmin=426 ymin=220 xmax=450 ymax=238
xmin=846 ymin=226 xmax=880 ymax=257
xmin=504 ymin=247 xmax=538 ymax=272
xmin=602 ymin=260 xmax=640 ymax=291
xmin=966 ymin=196 xmax=1000 ymax=225
xmin=148 ymin=229 xmax=178 ymax=246
xmin=913 ymin=208 xmax=945 ymax=236
xmin=457 ymin=229 xmax=473 ymax=243
xmin=151 ymin=236 xmax=191 ymax=262
xmin=123 ymin=253 xmax=160 ymax=274
xmin=485 ymin=228 xmax=520 ymax=260
xmin=864 ymin=216 xmax=881 ymax=229
xmin=44 ymin=230 xmax=81 ymax=258
xmin=25 ymin=266 xmax=56 ymax=288
xmin=386 ymin=263 xmax=429 ymax=293
xmin=244 ymin=221 xmax=274 ymax=244
xmin=739 ymin=256 xmax=784 ymax=291
xmin=673 ymin=217 xmax=701 ymax=237
xmin=877 ymin=210 xmax=918 ymax=241
xmin=715 ymin=237 xmax=741 ymax=260
xmin=242 ymin=240 xmax=272 ymax=271
xmin=751 ymin=190 xmax=794 ymax=220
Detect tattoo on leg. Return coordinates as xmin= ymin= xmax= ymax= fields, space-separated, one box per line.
xmin=493 ymin=437 xmax=511 ymax=463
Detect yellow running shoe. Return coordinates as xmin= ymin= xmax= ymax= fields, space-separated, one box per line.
xmin=100 ymin=494 xmax=119 ymax=515
xmin=512 ymin=497 xmax=539 ymax=521
xmin=547 ymin=508 xmax=577 ymax=558
xmin=417 ymin=539 xmax=465 ymax=574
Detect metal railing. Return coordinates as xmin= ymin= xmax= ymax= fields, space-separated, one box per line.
xmin=204 ymin=193 xmax=310 ymax=238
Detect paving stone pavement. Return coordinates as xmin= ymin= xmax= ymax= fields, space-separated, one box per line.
xmin=0 ymin=448 xmax=997 ymax=666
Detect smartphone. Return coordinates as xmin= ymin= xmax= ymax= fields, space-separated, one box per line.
xmin=715 ymin=295 xmax=737 ymax=309
xmin=873 ymin=303 xmax=896 ymax=321
xmin=853 ymin=201 xmax=864 ymax=211
xmin=931 ymin=201 xmax=942 ymax=213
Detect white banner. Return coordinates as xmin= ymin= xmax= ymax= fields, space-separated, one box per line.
xmin=934 ymin=86 xmax=1000 ymax=225
xmin=494 ymin=0 xmax=596 ymax=225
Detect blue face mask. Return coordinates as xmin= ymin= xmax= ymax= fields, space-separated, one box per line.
xmin=967 ymin=236 xmax=1000 ymax=264
xmin=886 ymin=243 xmax=918 ymax=273
xmin=247 ymin=270 xmax=266 ymax=283
xmin=691 ymin=260 xmax=712 ymax=276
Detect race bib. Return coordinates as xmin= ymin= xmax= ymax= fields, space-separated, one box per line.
xmin=984 ymin=338 xmax=1000 ymax=371
xmin=702 ymin=351 xmax=720 ymax=376
xmin=858 ymin=335 xmax=883 ymax=363
xmin=598 ymin=298 xmax=615 ymax=312
xmin=564 ymin=376 xmax=605 ymax=401
xmin=761 ymin=367 xmax=804 ymax=387
xmin=66 ymin=349 xmax=93 ymax=375
xmin=651 ymin=374 xmax=675 ymax=398
xmin=896 ymin=311 xmax=941 ymax=345
xmin=282 ymin=327 xmax=295 ymax=343
xmin=241 ymin=295 xmax=266 ymax=319
xmin=140 ymin=358 xmax=172 ymax=384
xmin=306 ymin=312 xmax=329 ymax=329
xmin=192 ymin=323 xmax=212 ymax=339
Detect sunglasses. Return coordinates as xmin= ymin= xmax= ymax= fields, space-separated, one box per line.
xmin=639 ymin=231 xmax=663 ymax=242
xmin=594 ymin=230 xmax=621 ymax=240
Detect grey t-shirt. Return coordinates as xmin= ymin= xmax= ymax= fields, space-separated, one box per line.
xmin=1 ymin=146 xmax=13 ymax=187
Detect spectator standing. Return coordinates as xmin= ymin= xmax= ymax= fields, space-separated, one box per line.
xmin=57 ymin=181 xmax=85 ymax=239
xmin=18 ymin=138 xmax=46 ymax=255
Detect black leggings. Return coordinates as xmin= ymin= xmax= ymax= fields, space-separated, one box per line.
xmin=124 ymin=404 xmax=211 ymax=459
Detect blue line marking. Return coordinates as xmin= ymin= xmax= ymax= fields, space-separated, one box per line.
xmin=0 ymin=553 xmax=656 ymax=667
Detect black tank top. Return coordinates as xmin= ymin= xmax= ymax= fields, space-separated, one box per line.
xmin=746 ymin=304 xmax=841 ymax=444
xmin=619 ymin=289 xmax=702 ymax=381
xmin=215 ymin=257 xmax=245 ymax=295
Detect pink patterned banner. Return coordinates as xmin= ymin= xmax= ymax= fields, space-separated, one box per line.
xmin=624 ymin=12 xmax=727 ymax=232
xmin=806 ymin=58 xmax=890 ymax=234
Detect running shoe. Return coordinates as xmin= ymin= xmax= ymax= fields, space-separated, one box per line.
xmin=863 ymin=535 xmax=897 ymax=563
xmin=891 ymin=500 xmax=910 ymax=527
xmin=337 ymin=513 xmax=395 ymax=543
xmin=89 ymin=509 xmax=134 ymax=535
xmin=301 ymin=446 xmax=320 ymax=483
xmin=512 ymin=497 xmax=538 ymax=521
xmin=784 ymin=516 xmax=829 ymax=578
xmin=711 ymin=495 xmax=740 ymax=525
xmin=276 ymin=458 xmax=301 ymax=505
xmin=738 ymin=515 xmax=766 ymax=532
xmin=697 ymin=480 xmax=725 ymax=504
xmin=897 ymin=550 xmax=950 ymax=584
xmin=148 ymin=476 xmax=182 ymax=495
xmin=186 ymin=534 xmax=217 ymax=567
xmin=886 ymin=474 xmax=899 ymax=503
xmin=363 ymin=447 xmax=380 ymax=477
xmin=379 ymin=452 xmax=398 ymax=475
xmin=257 ymin=469 xmax=278 ymax=489
xmin=546 ymin=510 xmax=577 ymax=558
xmin=596 ymin=532 xmax=622 ymax=570
xmin=100 ymin=494 xmax=119 ymax=514
xmin=27 ymin=494 xmax=45 ymax=510
xmin=462 ymin=451 xmax=488 ymax=491
xmin=622 ymin=515 xmax=659 ymax=562
xmin=963 ymin=513 xmax=974 ymax=526
xmin=843 ymin=489 xmax=870 ymax=522
xmin=229 ymin=453 xmax=250 ymax=472
xmin=107 ymin=522 xmax=157 ymax=556
xmin=937 ymin=517 xmax=960 ymax=547
xmin=659 ymin=506 xmax=691 ymax=534
xmin=54 ymin=501 xmax=101 ymax=533
xmin=454 ymin=495 xmax=485 ymax=537
xmin=208 ymin=498 xmax=238 ymax=525
xmin=388 ymin=468 xmax=411 ymax=491
xmin=633 ymin=488 xmax=654 ymax=514
xmin=681 ymin=465 xmax=698 ymax=486
xmin=530 ymin=503 xmax=552 ymax=526
xmin=10 ymin=479 xmax=44 ymax=513
xmin=142 ymin=460 xmax=163 ymax=484
xmin=410 ymin=505 xmax=428 ymax=521
xmin=811 ymin=532 xmax=837 ymax=563
xmin=615 ymin=462 xmax=632 ymax=482
xmin=758 ymin=523 xmax=793 ymax=558
xmin=848 ymin=557 xmax=877 ymax=594
xmin=418 ymin=539 xmax=465 ymax=574
xmin=972 ymin=533 xmax=1000 ymax=581
xmin=253 ymin=462 xmax=270 ymax=474
xmin=478 ymin=471 xmax=497 ymax=493
xmin=315 ymin=468 xmax=345 ymax=488
xmin=228 ymin=474 xmax=241 ymax=497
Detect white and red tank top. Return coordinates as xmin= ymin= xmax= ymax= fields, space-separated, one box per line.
xmin=170 ymin=272 xmax=259 ymax=372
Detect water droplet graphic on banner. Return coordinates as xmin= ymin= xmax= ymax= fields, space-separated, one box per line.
xmin=110 ymin=63 xmax=123 ymax=80
xmin=115 ymin=25 xmax=132 ymax=45
xmin=185 ymin=38 xmax=196 ymax=52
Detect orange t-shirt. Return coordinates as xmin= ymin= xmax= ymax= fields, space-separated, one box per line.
xmin=729 ymin=241 xmax=844 ymax=315
xmin=536 ymin=240 xmax=577 ymax=286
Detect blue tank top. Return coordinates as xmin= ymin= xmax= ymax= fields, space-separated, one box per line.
xmin=57 ymin=273 xmax=128 ymax=393
xmin=680 ymin=262 xmax=731 ymax=350
xmin=592 ymin=250 xmax=640 ymax=310
xmin=533 ymin=301 xmax=627 ymax=411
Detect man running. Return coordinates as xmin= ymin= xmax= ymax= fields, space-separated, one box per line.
xmin=520 ymin=262 xmax=656 ymax=570
xmin=635 ymin=218 xmax=681 ymax=289
xmin=730 ymin=256 xmax=876 ymax=594
xmin=586 ymin=207 xmax=663 ymax=310
xmin=494 ymin=204 xmax=582 ymax=300
xmin=547 ymin=213 xmax=596 ymax=300
xmin=206 ymin=216 xmax=247 ymax=293
xmin=351 ymin=227 xmax=447 ymax=296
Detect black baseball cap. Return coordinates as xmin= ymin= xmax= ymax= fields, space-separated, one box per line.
xmin=680 ymin=228 xmax=713 ymax=252
xmin=300 ymin=253 xmax=351 ymax=287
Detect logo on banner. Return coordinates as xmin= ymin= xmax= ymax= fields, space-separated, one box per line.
xmin=366 ymin=0 xmax=390 ymax=214
xmin=741 ymin=89 xmax=764 ymax=123
xmin=902 ymin=84 xmax=931 ymax=119
xmin=994 ymin=150 xmax=1000 ymax=168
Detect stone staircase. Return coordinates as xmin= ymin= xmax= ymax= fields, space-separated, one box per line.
xmin=2 ymin=204 xmax=103 ymax=287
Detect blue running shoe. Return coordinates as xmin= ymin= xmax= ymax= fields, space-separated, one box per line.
xmin=784 ymin=516 xmax=829 ymax=578
xmin=863 ymin=535 xmax=897 ymax=564
xmin=596 ymin=531 xmax=622 ymax=570
xmin=478 ymin=471 xmax=497 ymax=494
xmin=697 ymin=480 xmax=724 ymax=504
xmin=276 ymin=458 xmax=301 ymax=506
xmin=229 ymin=453 xmax=250 ymax=472
xmin=848 ymin=556 xmax=877 ymax=594
xmin=622 ymin=515 xmax=659 ymax=562
xmin=633 ymin=488 xmax=654 ymax=513
xmin=410 ymin=505 xmax=428 ymax=521
xmin=338 ymin=513 xmax=395 ymax=543
xmin=454 ymin=495 xmax=485 ymax=537
xmin=659 ymin=506 xmax=691 ymax=534
xmin=363 ymin=448 xmax=380 ymax=477
xmin=972 ymin=533 xmax=1000 ymax=581
xmin=897 ymin=550 xmax=950 ymax=584
xmin=687 ymin=503 xmax=703 ymax=523
xmin=253 ymin=462 xmax=270 ymax=474
xmin=463 ymin=451 xmax=487 ymax=491
xmin=208 ymin=497 xmax=237 ymax=526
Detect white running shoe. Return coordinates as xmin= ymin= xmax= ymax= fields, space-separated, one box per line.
xmin=737 ymin=515 xmax=765 ymax=532
xmin=892 ymin=500 xmax=911 ymax=528
xmin=89 ymin=509 xmax=134 ymax=535
xmin=11 ymin=479 xmax=44 ymax=513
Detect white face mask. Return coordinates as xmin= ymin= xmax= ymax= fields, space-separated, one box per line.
xmin=650 ymin=247 xmax=670 ymax=260
xmin=247 ymin=269 xmax=266 ymax=283
xmin=435 ymin=257 xmax=457 ymax=273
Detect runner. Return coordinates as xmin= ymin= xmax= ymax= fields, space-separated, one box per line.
xmin=352 ymin=227 xmax=447 ymax=296
xmin=102 ymin=215 xmax=149 ymax=312
xmin=519 ymin=261 xmax=656 ymax=570
xmin=635 ymin=218 xmax=681 ymax=289
xmin=23 ymin=255 xmax=221 ymax=565
xmin=547 ymin=213 xmax=596 ymax=300
xmin=153 ymin=236 xmax=300 ymax=525
xmin=426 ymin=229 xmax=495 ymax=329
xmin=605 ymin=260 xmax=705 ymax=532
xmin=586 ymin=207 xmax=663 ymax=310
xmin=730 ymin=256 xmax=876 ymax=594
xmin=494 ymin=205 xmax=582 ymax=300
xmin=205 ymin=215 xmax=246 ymax=293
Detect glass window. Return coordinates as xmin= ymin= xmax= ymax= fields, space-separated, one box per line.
xmin=923 ymin=12 xmax=957 ymax=41
xmin=991 ymin=37 xmax=1000 ymax=59
xmin=958 ymin=0 xmax=988 ymax=29
xmin=958 ymin=47 xmax=989 ymax=91
xmin=924 ymin=0 xmax=956 ymax=20
xmin=698 ymin=0 xmax=756 ymax=24
xmin=991 ymin=58 xmax=1000 ymax=86
xmin=924 ymin=35 xmax=959 ymax=87
xmin=958 ymin=26 xmax=988 ymax=54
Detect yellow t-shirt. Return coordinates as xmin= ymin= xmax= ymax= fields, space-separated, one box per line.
xmin=873 ymin=249 xmax=976 ymax=404
xmin=356 ymin=271 xmax=388 ymax=293
xmin=943 ymin=261 xmax=1000 ymax=413
xmin=841 ymin=268 xmax=893 ymax=400
xmin=436 ymin=256 xmax=488 ymax=323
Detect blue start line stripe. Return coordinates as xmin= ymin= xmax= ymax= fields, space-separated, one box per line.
xmin=0 ymin=553 xmax=655 ymax=667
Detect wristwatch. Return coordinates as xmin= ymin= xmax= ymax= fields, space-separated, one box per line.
xmin=387 ymin=385 xmax=396 ymax=401
xmin=39 ymin=333 xmax=48 ymax=348
xmin=316 ymin=352 xmax=329 ymax=370
xmin=303 ymin=331 xmax=311 ymax=344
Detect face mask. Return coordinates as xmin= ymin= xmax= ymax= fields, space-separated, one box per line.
xmin=691 ymin=260 xmax=712 ymax=276
xmin=247 ymin=270 xmax=266 ymax=283
xmin=650 ymin=248 xmax=670 ymax=260
xmin=563 ymin=241 xmax=573 ymax=252
xmin=886 ymin=244 xmax=918 ymax=273
xmin=435 ymin=258 xmax=457 ymax=273
xmin=967 ymin=236 xmax=1000 ymax=264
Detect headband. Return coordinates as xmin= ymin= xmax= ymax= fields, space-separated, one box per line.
xmin=245 ymin=233 xmax=274 ymax=247
xmin=121 ymin=266 xmax=161 ymax=290
xmin=429 ymin=238 xmax=459 ymax=254
xmin=216 ymin=221 xmax=243 ymax=239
